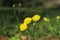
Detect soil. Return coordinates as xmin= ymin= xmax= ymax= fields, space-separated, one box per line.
xmin=0 ymin=35 xmax=9 ymax=40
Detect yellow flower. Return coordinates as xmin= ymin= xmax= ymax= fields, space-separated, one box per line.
xmin=56 ymin=16 xmax=60 ymax=19
xmin=32 ymin=15 xmax=41 ymax=21
xmin=24 ymin=17 xmax=32 ymax=24
xmin=19 ymin=23 xmax=27 ymax=31
xmin=43 ymin=17 xmax=49 ymax=21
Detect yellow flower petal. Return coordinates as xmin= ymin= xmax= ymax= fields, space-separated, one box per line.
xmin=56 ymin=16 xmax=60 ymax=19
xmin=19 ymin=23 xmax=27 ymax=31
xmin=24 ymin=17 xmax=32 ymax=24
xmin=43 ymin=17 xmax=49 ymax=21
xmin=32 ymin=15 xmax=41 ymax=21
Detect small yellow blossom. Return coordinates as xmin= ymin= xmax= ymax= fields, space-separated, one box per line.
xmin=24 ymin=17 xmax=32 ymax=24
xmin=56 ymin=16 xmax=60 ymax=19
xmin=32 ymin=15 xmax=41 ymax=21
xmin=43 ymin=17 xmax=49 ymax=21
xmin=19 ymin=23 xmax=27 ymax=31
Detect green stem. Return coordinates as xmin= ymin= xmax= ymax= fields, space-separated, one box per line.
xmin=13 ymin=8 xmax=19 ymax=26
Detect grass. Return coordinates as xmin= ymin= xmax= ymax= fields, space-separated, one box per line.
xmin=0 ymin=7 xmax=60 ymax=40
xmin=9 ymin=16 xmax=60 ymax=40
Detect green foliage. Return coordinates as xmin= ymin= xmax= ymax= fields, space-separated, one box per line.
xmin=0 ymin=7 xmax=60 ymax=40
